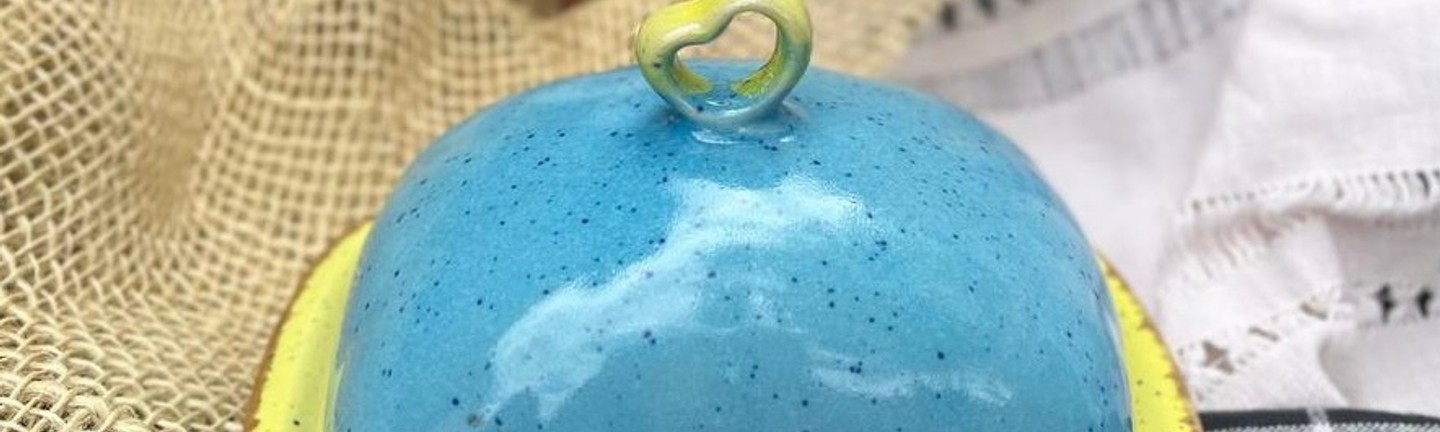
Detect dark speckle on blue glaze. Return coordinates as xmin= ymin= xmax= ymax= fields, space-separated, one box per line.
xmin=334 ymin=61 xmax=1127 ymax=432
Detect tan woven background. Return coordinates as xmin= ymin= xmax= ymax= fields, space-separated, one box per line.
xmin=0 ymin=0 xmax=938 ymax=430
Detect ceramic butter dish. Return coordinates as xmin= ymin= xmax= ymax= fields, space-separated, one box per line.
xmin=247 ymin=1 xmax=1200 ymax=431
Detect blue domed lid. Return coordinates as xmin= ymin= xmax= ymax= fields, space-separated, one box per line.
xmin=330 ymin=1 xmax=1129 ymax=431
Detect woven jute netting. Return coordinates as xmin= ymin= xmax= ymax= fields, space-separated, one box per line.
xmin=0 ymin=0 xmax=939 ymax=430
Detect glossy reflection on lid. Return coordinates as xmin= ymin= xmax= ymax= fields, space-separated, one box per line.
xmin=482 ymin=176 xmax=865 ymax=419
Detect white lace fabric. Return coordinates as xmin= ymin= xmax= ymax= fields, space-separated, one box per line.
xmin=895 ymin=0 xmax=1440 ymax=416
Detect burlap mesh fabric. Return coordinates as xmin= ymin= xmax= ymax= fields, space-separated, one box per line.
xmin=0 ymin=0 xmax=938 ymax=430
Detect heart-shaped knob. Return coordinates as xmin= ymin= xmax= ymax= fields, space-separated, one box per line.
xmin=634 ymin=0 xmax=813 ymax=131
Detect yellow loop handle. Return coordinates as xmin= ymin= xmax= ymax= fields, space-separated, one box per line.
xmin=634 ymin=0 xmax=813 ymax=131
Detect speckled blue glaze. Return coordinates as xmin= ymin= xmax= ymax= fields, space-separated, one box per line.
xmin=334 ymin=62 xmax=1129 ymax=432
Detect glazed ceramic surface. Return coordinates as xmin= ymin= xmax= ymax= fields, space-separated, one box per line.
xmin=251 ymin=237 xmax=1200 ymax=432
xmin=331 ymin=61 xmax=1130 ymax=431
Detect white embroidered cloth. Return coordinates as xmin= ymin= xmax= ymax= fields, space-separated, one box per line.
xmin=894 ymin=0 xmax=1440 ymax=416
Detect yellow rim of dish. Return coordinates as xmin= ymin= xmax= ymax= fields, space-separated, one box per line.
xmin=246 ymin=224 xmax=370 ymax=432
xmin=1101 ymin=258 xmax=1202 ymax=432
xmin=246 ymin=224 xmax=1200 ymax=432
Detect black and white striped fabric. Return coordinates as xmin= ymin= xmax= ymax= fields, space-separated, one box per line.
xmin=1201 ymin=409 xmax=1440 ymax=432
xmin=902 ymin=0 xmax=1247 ymax=110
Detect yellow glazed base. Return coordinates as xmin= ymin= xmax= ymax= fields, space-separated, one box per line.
xmin=246 ymin=224 xmax=1200 ymax=432
xmin=246 ymin=224 xmax=371 ymax=432
xmin=1101 ymin=259 xmax=1202 ymax=432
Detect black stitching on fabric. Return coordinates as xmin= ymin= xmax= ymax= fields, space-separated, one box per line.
xmin=1368 ymin=284 xmax=1438 ymax=325
xmin=935 ymin=0 xmax=1051 ymax=31
xmin=1376 ymin=285 xmax=1396 ymax=323
xmin=976 ymin=0 xmax=997 ymax=18
xmin=940 ymin=2 xmax=958 ymax=30
xmin=1419 ymin=286 xmax=1433 ymax=318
